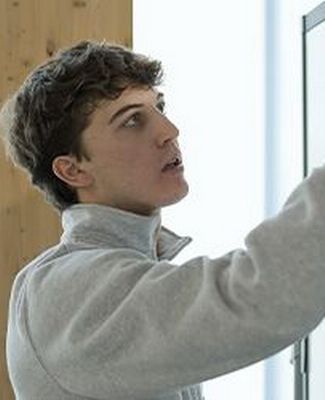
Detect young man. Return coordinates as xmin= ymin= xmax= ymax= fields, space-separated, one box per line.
xmin=2 ymin=40 xmax=325 ymax=400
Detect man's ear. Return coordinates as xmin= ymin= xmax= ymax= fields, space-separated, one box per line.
xmin=52 ymin=155 xmax=93 ymax=189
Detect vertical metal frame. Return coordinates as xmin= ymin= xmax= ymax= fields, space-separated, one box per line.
xmin=302 ymin=15 xmax=308 ymax=180
xmin=296 ymin=2 xmax=325 ymax=400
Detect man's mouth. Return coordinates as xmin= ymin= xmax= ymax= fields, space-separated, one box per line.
xmin=162 ymin=156 xmax=183 ymax=172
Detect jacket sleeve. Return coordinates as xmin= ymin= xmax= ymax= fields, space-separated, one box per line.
xmin=27 ymin=165 xmax=325 ymax=399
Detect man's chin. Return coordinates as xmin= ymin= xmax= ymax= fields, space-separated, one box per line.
xmin=161 ymin=182 xmax=190 ymax=208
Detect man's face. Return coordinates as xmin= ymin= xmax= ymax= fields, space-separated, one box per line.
xmin=78 ymin=86 xmax=189 ymax=215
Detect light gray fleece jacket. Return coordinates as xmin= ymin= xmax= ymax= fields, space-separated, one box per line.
xmin=6 ymin=165 xmax=325 ymax=400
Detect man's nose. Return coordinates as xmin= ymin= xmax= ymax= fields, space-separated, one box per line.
xmin=155 ymin=113 xmax=179 ymax=147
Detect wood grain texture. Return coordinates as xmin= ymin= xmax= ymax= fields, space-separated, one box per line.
xmin=0 ymin=1 xmax=132 ymax=398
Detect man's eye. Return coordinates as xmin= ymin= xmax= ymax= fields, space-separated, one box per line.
xmin=122 ymin=113 xmax=141 ymax=128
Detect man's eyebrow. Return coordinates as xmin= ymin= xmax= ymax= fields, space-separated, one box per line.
xmin=109 ymin=92 xmax=165 ymax=124
xmin=109 ymin=104 xmax=143 ymax=124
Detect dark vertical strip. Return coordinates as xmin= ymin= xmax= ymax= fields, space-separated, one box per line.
xmin=294 ymin=337 xmax=309 ymax=400
xmin=298 ymin=13 xmax=309 ymax=400
xmin=302 ymin=16 xmax=308 ymax=179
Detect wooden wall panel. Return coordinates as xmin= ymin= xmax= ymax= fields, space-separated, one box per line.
xmin=0 ymin=1 xmax=132 ymax=398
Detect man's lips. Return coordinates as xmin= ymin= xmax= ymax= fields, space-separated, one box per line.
xmin=162 ymin=154 xmax=183 ymax=171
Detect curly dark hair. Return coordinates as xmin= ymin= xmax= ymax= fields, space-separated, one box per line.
xmin=0 ymin=40 xmax=163 ymax=211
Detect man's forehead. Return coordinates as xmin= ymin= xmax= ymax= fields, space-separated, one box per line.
xmin=113 ymin=86 xmax=163 ymax=104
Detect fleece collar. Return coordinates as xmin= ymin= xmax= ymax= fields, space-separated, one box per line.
xmin=60 ymin=204 xmax=192 ymax=261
